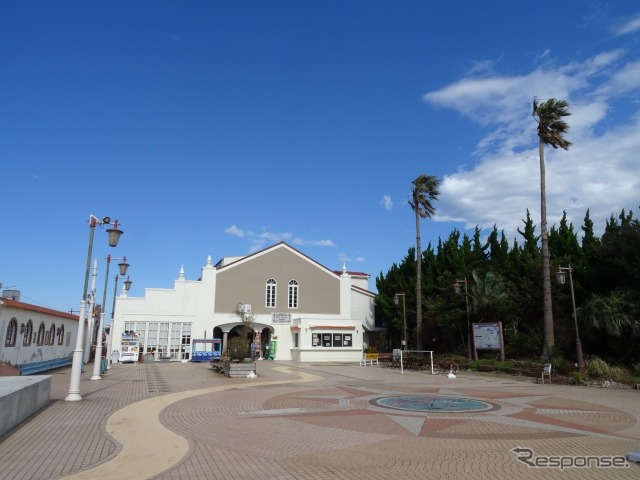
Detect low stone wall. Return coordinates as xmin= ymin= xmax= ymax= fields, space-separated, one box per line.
xmin=223 ymin=358 xmax=256 ymax=378
xmin=0 ymin=375 xmax=51 ymax=437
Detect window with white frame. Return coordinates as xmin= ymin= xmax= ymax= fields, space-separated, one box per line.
xmin=266 ymin=278 xmax=277 ymax=308
xmin=288 ymin=279 xmax=299 ymax=308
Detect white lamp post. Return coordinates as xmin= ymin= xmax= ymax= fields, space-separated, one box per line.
xmin=91 ymin=255 xmax=129 ymax=380
xmin=556 ymin=265 xmax=585 ymax=372
xmin=66 ymin=215 xmax=123 ymax=402
xmin=393 ymin=293 xmax=407 ymax=350
xmin=453 ymin=278 xmax=472 ymax=360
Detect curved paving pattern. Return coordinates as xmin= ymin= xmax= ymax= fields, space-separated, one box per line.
xmin=0 ymin=361 xmax=638 ymax=479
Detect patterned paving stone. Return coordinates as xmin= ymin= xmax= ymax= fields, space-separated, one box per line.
xmin=0 ymin=361 xmax=638 ymax=479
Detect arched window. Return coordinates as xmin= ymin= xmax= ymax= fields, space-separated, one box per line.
xmin=49 ymin=324 xmax=56 ymax=345
xmin=58 ymin=324 xmax=65 ymax=345
xmin=5 ymin=318 xmax=17 ymax=347
xmin=23 ymin=320 xmax=33 ymax=346
xmin=288 ymin=280 xmax=299 ymax=309
xmin=36 ymin=323 xmax=45 ymax=346
xmin=266 ymin=278 xmax=277 ymax=308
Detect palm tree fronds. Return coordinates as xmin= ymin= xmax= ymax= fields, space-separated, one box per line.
xmin=533 ymin=98 xmax=573 ymax=150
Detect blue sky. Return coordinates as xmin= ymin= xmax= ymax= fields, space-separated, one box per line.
xmin=2 ymin=1 xmax=639 ymax=317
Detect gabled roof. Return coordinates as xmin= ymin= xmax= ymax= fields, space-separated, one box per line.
xmin=216 ymin=241 xmax=340 ymax=277
xmin=0 ymin=298 xmax=79 ymax=321
xmin=351 ymin=285 xmax=376 ymax=298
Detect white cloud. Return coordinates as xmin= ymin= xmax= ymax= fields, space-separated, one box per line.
xmin=226 ymin=225 xmax=335 ymax=252
xmin=425 ymin=49 xmax=640 ymax=241
xmin=614 ymin=14 xmax=640 ymax=36
xmin=381 ymin=195 xmax=394 ymax=210
xmin=606 ymin=60 xmax=640 ymax=94
xmin=224 ymin=225 xmax=244 ymax=237
xmin=293 ymin=238 xmax=335 ymax=247
xmin=339 ymin=252 xmax=366 ymax=267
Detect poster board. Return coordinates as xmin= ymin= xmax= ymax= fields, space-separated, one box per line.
xmin=472 ymin=322 xmax=505 ymax=361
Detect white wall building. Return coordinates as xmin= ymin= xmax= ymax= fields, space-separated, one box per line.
xmin=110 ymin=242 xmax=381 ymax=363
xmin=1 ymin=297 xmax=79 ymax=374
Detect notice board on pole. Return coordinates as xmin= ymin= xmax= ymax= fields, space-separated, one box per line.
xmin=472 ymin=322 xmax=505 ymax=360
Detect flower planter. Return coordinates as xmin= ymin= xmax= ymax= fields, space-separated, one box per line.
xmin=223 ymin=358 xmax=256 ymax=378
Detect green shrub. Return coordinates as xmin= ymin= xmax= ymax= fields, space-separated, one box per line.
xmin=505 ymin=330 xmax=542 ymax=358
xmin=568 ymin=371 xmax=587 ymax=385
xmin=227 ymin=336 xmax=249 ymax=362
xmin=551 ymin=355 xmax=578 ymax=375
xmin=585 ymin=357 xmax=629 ymax=380
xmin=586 ymin=357 xmax=609 ymax=378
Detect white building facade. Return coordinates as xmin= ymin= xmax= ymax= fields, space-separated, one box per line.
xmin=1 ymin=298 xmax=79 ymax=374
xmin=110 ymin=242 xmax=380 ymax=363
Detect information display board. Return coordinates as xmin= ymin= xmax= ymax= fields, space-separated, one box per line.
xmin=472 ymin=322 xmax=505 ymax=361
xmin=473 ymin=323 xmax=501 ymax=349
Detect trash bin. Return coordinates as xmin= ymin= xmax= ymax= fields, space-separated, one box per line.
xmin=111 ymin=351 xmax=119 ymax=365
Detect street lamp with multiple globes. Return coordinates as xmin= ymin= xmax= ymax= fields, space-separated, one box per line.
xmin=556 ymin=265 xmax=585 ymax=372
xmin=104 ymin=273 xmax=133 ymax=369
xmin=90 ymin=255 xmax=129 ymax=380
xmin=66 ymin=215 xmax=123 ymax=402
xmin=453 ymin=278 xmax=472 ymax=360
xmin=393 ymin=293 xmax=407 ymax=350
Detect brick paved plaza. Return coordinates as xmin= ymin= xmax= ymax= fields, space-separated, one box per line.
xmin=0 ymin=360 xmax=638 ymax=479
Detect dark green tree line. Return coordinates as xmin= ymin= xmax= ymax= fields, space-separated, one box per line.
xmin=375 ymin=207 xmax=640 ymax=366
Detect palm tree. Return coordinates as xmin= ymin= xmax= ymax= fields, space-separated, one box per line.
xmin=580 ymin=291 xmax=638 ymax=337
xmin=409 ymin=174 xmax=440 ymax=350
xmin=469 ymin=270 xmax=509 ymax=323
xmin=532 ymin=98 xmax=572 ymax=361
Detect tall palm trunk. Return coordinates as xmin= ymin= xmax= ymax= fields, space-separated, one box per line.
xmin=539 ymin=139 xmax=554 ymax=361
xmin=415 ymin=211 xmax=422 ymax=351
xmin=533 ymin=97 xmax=571 ymax=362
xmin=409 ymin=174 xmax=440 ymax=353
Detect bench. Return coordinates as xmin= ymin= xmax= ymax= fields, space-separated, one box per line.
xmin=360 ymin=353 xmax=379 ymax=366
xmin=18 ymin=357 xmax=73 ymax=375
xmin=210 ymin=357 xmax=226 ymax=374
xmin=377 ymin=353 xmax=394 ymax=367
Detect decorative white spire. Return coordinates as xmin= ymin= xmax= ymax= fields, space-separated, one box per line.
xmin=206 ymin=255 xmax=212 ymax=267
xmin=178 ymin=265 xmax=185 ymax=280
xmin=342 ymin=262 xmax=347 ymax=276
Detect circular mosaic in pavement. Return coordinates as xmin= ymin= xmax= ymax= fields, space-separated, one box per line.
xmin=371 ymin=395 xmax=498 ymax=413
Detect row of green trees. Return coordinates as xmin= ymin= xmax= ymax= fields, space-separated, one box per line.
xmin=376 ymin=98 xmax=638 ymax=366
xmin=375 ymin=208 xmax=640 ymax=366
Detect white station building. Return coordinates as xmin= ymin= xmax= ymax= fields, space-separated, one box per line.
xmin=109 ymin=242 xmax=380 ymax=363
xmin=1 ymin=295 xmax=79 ymax=374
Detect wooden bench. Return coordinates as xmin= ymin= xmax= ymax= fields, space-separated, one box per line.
xmin=377 ymin=353 xmax=394 ymax=367
xmin=210 ymin=357 xmax=226 ymax=374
